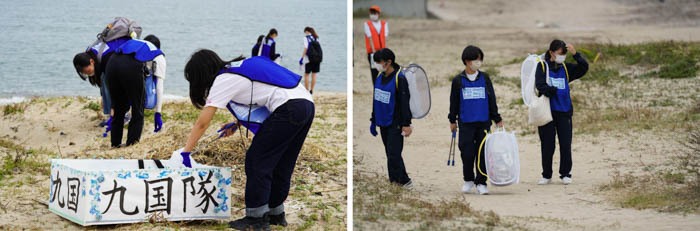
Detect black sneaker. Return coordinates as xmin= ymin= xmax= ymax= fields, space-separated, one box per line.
xmin=228 ymin=215 xmax=270 ymax=231
xmin=269 ymin=212 xmax=287 ymax=227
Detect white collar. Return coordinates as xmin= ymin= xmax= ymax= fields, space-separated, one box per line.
xmin=466 ymin=71 xmax=479 ymax=81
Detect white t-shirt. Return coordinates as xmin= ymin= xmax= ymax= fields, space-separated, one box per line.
xmin=204 ymin=73 xmax=313 ymax=113
xmin=467 ymin=70 xmax=479 ymax=81
xmin=152 ymin=55 xmax=166 ymax=79
xmin=364 ymin=20 xmax=388 ymax=39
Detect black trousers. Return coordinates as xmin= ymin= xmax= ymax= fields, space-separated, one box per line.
xmin=106 ymin=53 xmax=145 ymax=147
xmin=367 ymin=54 xmax=379 ymax=85
xmin=379 ymin=125 xmax=411 ymax=185
xmin=244 ymin=99 xmax=315 ymax=211
xmin=458 ymin=123 xmax=490 ymax=185
xmin=538 ymin=114 xmax=573 ymax=179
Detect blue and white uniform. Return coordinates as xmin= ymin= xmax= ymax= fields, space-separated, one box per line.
xmin=203 ymin=56 xmax=314 ymax=219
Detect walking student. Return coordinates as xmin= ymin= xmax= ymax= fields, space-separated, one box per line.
xmin=299 ymin=27 xmax=321 ymax=94
xmin=448 ymin=45 xmax=503 ymax=195
xmin=369 ymin=48 xmax=413 ymax=189
xmin=535 ymin=39 xmax=588 ymax=185
xmin=364 ymin=5 xmax=388 ymax=84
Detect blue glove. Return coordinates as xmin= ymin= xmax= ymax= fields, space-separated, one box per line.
xmin=217 ymin=122 xmax=238 ymax=138
xmin=299 ymin=57 xmax=303 ymax=65
xmin=181 ymin=152 xmax=192 ymax=168
xmin=154 ymin=112 xmax=162 ymax=133
xmin=370 ymin=122 xmax=378 ymax=137
xmin=102 ymin=116 xmax=113 ymax=137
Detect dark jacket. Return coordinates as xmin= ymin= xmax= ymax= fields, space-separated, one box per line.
xmin=535 ymin=53 xmax=589 ymax=116
xmin=371 ymin=63 xmax=412 ymax=127
xmin=448 ymin=71 xmax=502 ymax=127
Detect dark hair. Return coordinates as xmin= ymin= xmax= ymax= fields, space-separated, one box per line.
xmin=184 ymin=49 xmax=245 ymax=109
xmin=256 ymin=35 xmax=265 ymax=46
xmin=304 ymin=27 xmax=319 ymax=39
xmin=545 ymin=39 xmax=567 ymax=61
xmin=265 ymin=28 xmax=278 ymax=42
xmin=373 ymin=48 xmax=399 ymax=69
xmin=143 ymin=34 xmax=161 ymax=49
xmin=461 ymin=45 xmax=483 ymax=65
xmin=369 ymin=9 xmax=379 ymax=14
xmin=73 ymin=51 xmax=101 ymax=87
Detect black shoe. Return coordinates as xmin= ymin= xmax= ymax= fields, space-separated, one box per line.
xmin=310 ymin=90 xmax=313 ymax=95
xmin=269 ymin=212 xmax=287 ymax=227
xmin=228 ymin=215 xmax=270 ymax=231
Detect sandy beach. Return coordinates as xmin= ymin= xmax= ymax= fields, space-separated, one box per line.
xmin=353 ymin=0 xmax=700 ymax=230
xmin=0 ymin=91 xmax=347 ymax=230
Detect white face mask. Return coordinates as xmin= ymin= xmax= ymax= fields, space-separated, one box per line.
xmin=375 ymin=62 xmax=385 ymax=72
xmin=78 ymin=72 xmax=89 ymax=81
xmin=369 ymin=14 xmax=379 ymax=21
xmin=470 ymin=61 xmax=482 ymax=70
xmin=555 ymin=55 xmax=566 ymax=64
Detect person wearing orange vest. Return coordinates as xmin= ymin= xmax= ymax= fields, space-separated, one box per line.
xmin=364 ymin=5 xmax=388 ymax=84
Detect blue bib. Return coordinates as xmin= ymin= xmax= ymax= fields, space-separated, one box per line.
xmin=373 ymin=71 xmax=400 ymax=127
xmin=217 ymin=56 xmax=301 ymax=88
xmin=459 ymin=74 xmax=489 ymax=123
xmin=115 ymin=39 xmax=165 ymax=110
xmin=226 ymin=101 xmax=270 ymax=135
xmin=548 ymin=66 xmax=572 ymax=112
xmin=261 ymin=38 xmax=275 ymax=59
xmin=89 ymin=37 xmax=131 ymax=61
xmin=116 ymin=39 xmax=164 ymax=62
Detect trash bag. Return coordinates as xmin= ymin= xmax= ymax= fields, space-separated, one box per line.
xmin=402 ymin=64 xmax=431 ymax=119
xmin=483 ymin=127 xmax=520 ymax=186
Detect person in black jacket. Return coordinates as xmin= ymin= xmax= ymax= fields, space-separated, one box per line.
xmin=448 ymin=45 xmax=503 ymax=195
xmin=369 ymin=48 xmax=413 ymax=189
xmin=534 ymin=39 xmax=588 ymax=185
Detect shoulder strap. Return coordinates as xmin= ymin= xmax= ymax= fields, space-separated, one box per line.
xmin=394 ymin=67 xmax=401 ymax=89
xmin=562 ymin=63 xmax=570 ymax=82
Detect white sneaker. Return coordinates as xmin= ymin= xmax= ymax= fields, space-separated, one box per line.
xmin=402 ymin=180 xmax=414 ymax=190
xmin=562 ymin=177 xmax=572 ymax=185
xmin=461 ymin=181 xmax=474 ymax=193
xmin=476 ymin=184 xmax=489 ymax=195
xmin=538 ymin=178 xmax=551 ymax=185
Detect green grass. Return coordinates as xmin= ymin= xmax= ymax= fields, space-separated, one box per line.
xmin=354 ymin=172 xmax=525 ymax=230
xmin=3 ymin=103 xmax=26 ymax=115
xmin=574 ymin=41 xmax=700 ymax=79
xmin=82 ymin=101 xmax=100 ymax=112
xmin=599 ymin=128 xmax=700 ymax=213
xmin=0 ymin=139 xmax=51 ymax=183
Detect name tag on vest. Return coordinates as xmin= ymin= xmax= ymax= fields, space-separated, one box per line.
xmin=374 ymin=88 xmax=391 ymax=104
xmin=462 ymin=87 xmax=485 ymax=99
xmin=550 ymin=78 xmax=566 ymax=89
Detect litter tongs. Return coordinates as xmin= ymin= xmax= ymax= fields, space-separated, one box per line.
xmin=447 ymin=130 xmax=456 ymax=166
xmin=191 ymin=122 xmax=238 ymax=155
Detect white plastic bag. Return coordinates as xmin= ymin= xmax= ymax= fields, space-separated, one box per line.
xmin=521 ymin=54 xmax=553 ymax=126
xmin=528 ymin=95 xmax=552 ymax=126
xmin=483 ymin=127 xmax=520 ymax=186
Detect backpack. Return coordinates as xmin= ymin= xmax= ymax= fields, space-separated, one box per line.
xmin=87 ymin=17 xmax=142 ymax=60
xmin=307 ymin=37 xmax=323 ymax=63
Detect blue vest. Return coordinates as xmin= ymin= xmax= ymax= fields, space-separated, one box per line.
xmin=226 ymin=101 xmax=270 ymax=135
xmin=116 ymin=39 xmax=165 ymax=110
xmin=115 ymin=39 xmax=164 ymax=62
xmin=548 ymin=66 xmax=572 ymax=112
xmin=373 ymin=71 xmax=401 ymax=127
xmin=89 ymin=37 xmax=131 ymax=61
xmin=217 ymin=56 xmax=301 ymax=88
xmin=305 ymin=35 xmax=315 ymax=55
xmin=261 ymin=38 xmax=275 ymax=59
xmin=459 ymin=73 xmax=489 ymax=123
